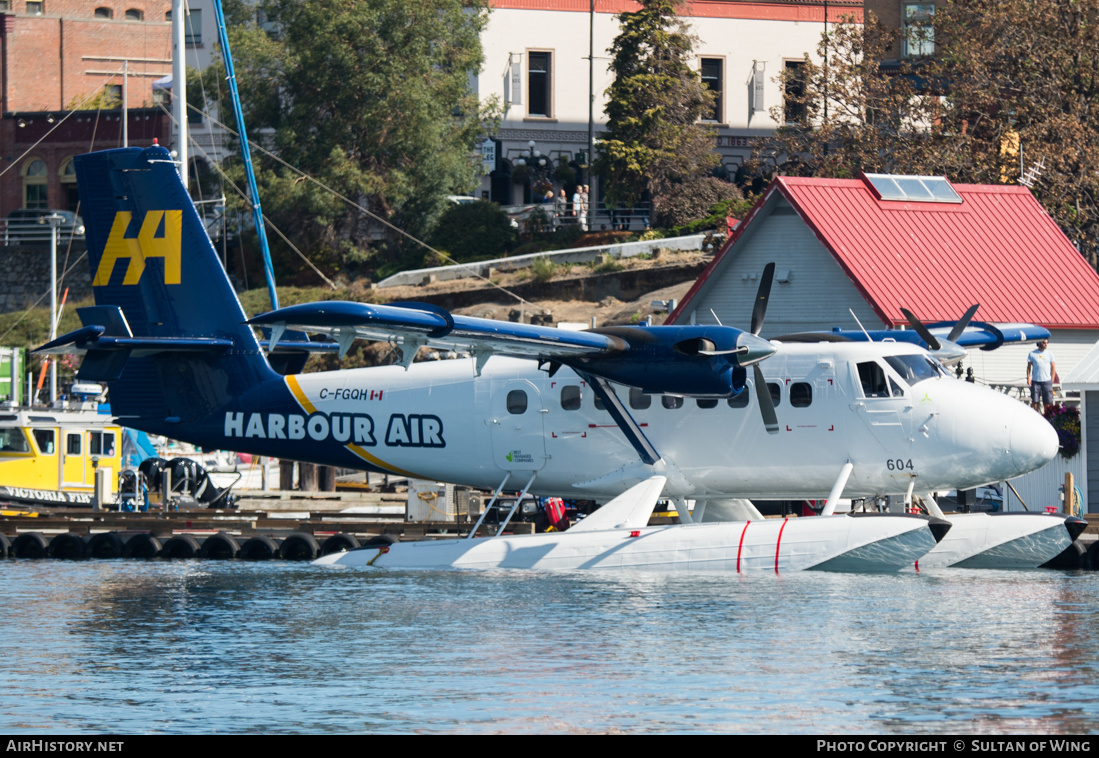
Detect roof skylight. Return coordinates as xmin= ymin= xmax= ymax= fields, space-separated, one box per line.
xmin=863 ymin=173 xmax=963 ymax=204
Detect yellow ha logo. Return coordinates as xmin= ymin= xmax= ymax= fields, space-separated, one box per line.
xmin=92 ymin=211 xmax=182 ymax=286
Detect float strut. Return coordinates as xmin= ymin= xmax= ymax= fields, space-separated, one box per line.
xmin=495 ymin=472 xmax=538 ymax=537
xmin=466 ymin=472 xmax=510 ymax=539
xmin=821 ymin=462 xmax=854 ymax=517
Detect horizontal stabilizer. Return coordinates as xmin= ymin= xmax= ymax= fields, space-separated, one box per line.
xmin=568 ymin=476 xmax=667 ymax=533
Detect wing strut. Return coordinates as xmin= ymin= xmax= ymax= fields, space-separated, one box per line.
xmin=579 ymin=371 xmax=661 ymax=466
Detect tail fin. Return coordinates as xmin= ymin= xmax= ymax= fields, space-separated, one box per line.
xmin=73 ymin=145 xmax=278 ymax=432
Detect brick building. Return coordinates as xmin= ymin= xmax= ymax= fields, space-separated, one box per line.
xmin=0 ymin=1 xmax=172 ymax=217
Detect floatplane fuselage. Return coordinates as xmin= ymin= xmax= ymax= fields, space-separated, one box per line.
xmin=36 ymin=145 xmax=1072 ymax=572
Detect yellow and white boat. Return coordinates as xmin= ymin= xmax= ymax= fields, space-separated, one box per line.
xmin=0 ymin=407 xmax=122 ymax=506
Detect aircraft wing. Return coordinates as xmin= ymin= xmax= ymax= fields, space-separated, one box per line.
xmin=246 ymin=301 xmax=627 ymax=363
xmin=923 ymin=321 xmax=1050 ymax=351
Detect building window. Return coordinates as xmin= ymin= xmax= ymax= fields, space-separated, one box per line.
xmin=783 ymin=60 xmax=808 ymax=125
xmin=23 ymin=158 xmax=48 ymax=209
xmin=700 ymin=58 xmax=723 ymax=123
xmin=26 ymin=1 xmax=43 ymax=14
xmin=903 ymin=3 xmax=935 ymax=58
xmin=0 ymin=2 xmax=12 ymax=11
xmin=94 ymin=6 xmax=111 ymax=18
xmin=185 ymin=9 xmax=202 ymax=44
xmin=124 ymin=8 xmax=143 ymax=21
xmin=528 ymin=51 xmax=551 ymax=118
xmin=60 ymin=158 xmax=79 ymax=212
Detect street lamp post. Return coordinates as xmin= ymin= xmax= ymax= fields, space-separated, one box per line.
xmin=515 ymin=139 xmax=547 ymax=203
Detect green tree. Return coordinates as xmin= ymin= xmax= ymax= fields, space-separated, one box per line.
xmin=206 ymin=0 xmax=500 ymax=281
xmin=595 ymin=0 xmax=719 ymax=216
xmin=750 ymin=14 xmax=938 ymax=180
xmin=751 ymin=3 xmax=1099 ymax=267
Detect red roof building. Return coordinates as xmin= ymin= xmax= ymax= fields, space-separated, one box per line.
xmin=668 ymin=173 xmax=1099 ymax=386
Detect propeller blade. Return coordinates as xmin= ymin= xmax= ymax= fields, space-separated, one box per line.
xmin=750 ymin=262 xmax=776 ymax=337
xmin=900 ymin=307 xmax=941 ymax=351
xmin=946 ymin=304 xmax=980 ymax=343
xmin=753 ymin=364 xmax=779 ymax=435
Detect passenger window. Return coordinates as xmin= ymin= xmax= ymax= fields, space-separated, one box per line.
xmin=728 ymin=390 xmax=750 ymax=409
xmin=507 ymin=390 xmax=527 ymax=414
xmin=560 ymin=385 xmax=581 ymax=411
xmin=33 ymin=429 xmax=55 ymax=454
xmin=594 ymin=394 xmax=605 ymax=411
xmin=790 ymin=382 xmax=812 ymax=408
xmin=629 ymin=386 xmax=651 ymax=410
xmin=67 ymin=433 xmax=81 ymax=455
xmin=767 ymin=383 xmax=781 ymax=407
xmin=857 ymin=361 xmax=890 ymax=398
xmin=662 ymin=395 xmax=684 ymax=409
xmin=696 ymin=398 xmax=718 ymax=409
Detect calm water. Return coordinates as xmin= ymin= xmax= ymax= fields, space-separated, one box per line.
xmin=1 ymin=560 xmax=1098 ymax=734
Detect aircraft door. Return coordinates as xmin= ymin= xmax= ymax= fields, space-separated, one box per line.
xmin=850 ymin=360 xmax=914 ymax=449
xmin=489 ymin=380 xmax=547 ymax=472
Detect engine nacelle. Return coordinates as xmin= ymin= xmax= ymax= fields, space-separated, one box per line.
xmin=562 ymin=324 xmax=766 ymax=396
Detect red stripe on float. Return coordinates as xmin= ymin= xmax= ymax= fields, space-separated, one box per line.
xmin=737 ymin=521 xmax=750 ymax=573
xmin=775 ymin=518 xmax=789 ymax=573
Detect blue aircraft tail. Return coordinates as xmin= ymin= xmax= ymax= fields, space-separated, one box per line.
xmin=71 ymin=145 xmax=279 ymax=436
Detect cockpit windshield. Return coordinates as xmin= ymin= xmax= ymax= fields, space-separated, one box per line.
xmin=885 ymin=354 xmax=942 ymax=386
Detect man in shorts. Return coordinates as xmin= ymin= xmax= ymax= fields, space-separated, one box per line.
xmin=1026 ymin=339 xmax=1056 ymax=411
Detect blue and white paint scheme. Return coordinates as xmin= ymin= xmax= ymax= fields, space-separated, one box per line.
xmin=35 ymin=145 xmax=1081 ymax=571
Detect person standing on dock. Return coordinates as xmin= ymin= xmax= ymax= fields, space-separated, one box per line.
xmin=1027 ymin=339 xmax=1056 ymax=411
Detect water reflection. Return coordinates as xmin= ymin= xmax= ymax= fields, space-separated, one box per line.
xmin=1 ymin=562 xmax=1098 ymax=733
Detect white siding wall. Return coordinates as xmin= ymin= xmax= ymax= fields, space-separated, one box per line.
xmin=963 ymin=329 xmax=1099 ymax=390
xmin=680 ymin=203 xmax=885 ymax=335
xmin=1004 ymin=455 xmax=1084 ymax=514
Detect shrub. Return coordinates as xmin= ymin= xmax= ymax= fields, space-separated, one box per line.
xmin=530 ymin=257 xmax=557 ymax=282
xmin=653 ymin=176 xmax=744 ymax=230
xmin=427 ymin=200 xmax=518 ymax=262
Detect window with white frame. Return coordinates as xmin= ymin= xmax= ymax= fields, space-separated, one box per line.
xmin=528 ymin=51 xmax=552 ymax=118
xmin=903 ymin=3 xmax=935 ymax=58
xmin=700 ymin=58 xmax=723 ymax=123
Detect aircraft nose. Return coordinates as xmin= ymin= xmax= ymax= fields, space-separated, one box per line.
xmin=1009 ymin=402 xmax=1059 ymax=474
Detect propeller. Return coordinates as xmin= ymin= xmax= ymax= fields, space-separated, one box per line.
xmin=749 ymin=263 xmax=779 ymax=434
xmin=900 ymin=304 xmax=978 ymax=366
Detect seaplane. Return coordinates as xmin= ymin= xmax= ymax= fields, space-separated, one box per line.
xmin=35 ymin=145 xmax=1079 ymax=572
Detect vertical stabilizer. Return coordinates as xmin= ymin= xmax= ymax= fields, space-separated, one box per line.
xmin=73 ymin=145 xmax=277 ymax=435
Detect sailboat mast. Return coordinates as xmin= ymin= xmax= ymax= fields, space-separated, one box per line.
xmin=212 ymin=0 xmax=280 ymax=310
xmin=172 ymin=0 xmax=187 ymax=190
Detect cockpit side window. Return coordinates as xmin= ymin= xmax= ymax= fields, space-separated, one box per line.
xmin=857 ymin=361 xmax=891 ymax=398
xmin=884 ymin=354 xmax=941 ymax=386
